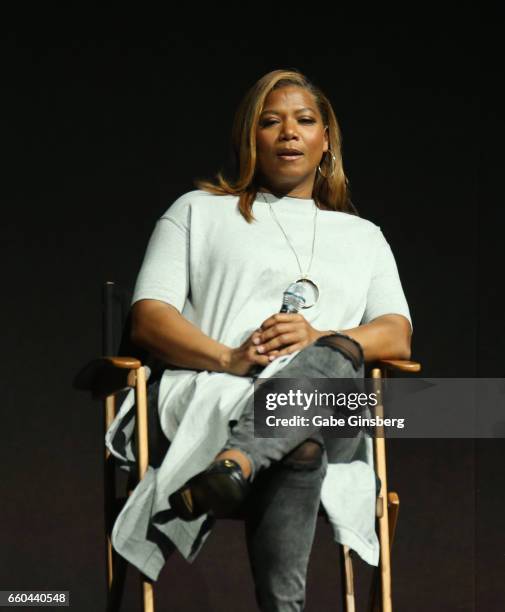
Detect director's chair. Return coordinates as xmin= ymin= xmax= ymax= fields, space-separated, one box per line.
xmin=74 ymin=281 xmax=421 ymax=612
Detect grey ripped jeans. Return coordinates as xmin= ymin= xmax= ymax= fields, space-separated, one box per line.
xmin=219 ymin=333 xmax=372 ymax=612
xmin=142 ymin=335 xmax=374 ymax=612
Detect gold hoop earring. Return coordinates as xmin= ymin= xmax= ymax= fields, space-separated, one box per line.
xmin=317 ymin=149 xmax=337 ymax=178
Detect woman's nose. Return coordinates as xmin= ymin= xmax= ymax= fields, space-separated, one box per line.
xmin=280 ymin=121 xmax=299 ymax=139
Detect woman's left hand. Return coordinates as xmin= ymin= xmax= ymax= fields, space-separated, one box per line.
xmin=252 ymin=313 xmax=327 ymax=359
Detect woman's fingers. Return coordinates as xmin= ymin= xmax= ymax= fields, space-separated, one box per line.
xmin=270 ymin=342 xmax=304 ymax=357
xmin=256 ymin=322 xmax=312 ymax=351
xmin=256 ymin=331 xmax=301 ymax=353
xmin=246 ymin=318 xmax=316 ymax=367
xmin=227 ymin=341 xmax=274 ymax=376
xmin=245 ymin=343 xmax=269 ymax=364
xmin=251 ymin=330 xmax=262 ymax=346
xmin=259 ymin=313 xmax=304 ymax=331
xmin=229 ymin=322 xmax=311 ymax=376
xmin=265 ymin=349 xmax=281 ymax=359
xmin=235 ymin=316 xmax=322 ymax=372
xmin=257 ymin=322 xmax=295 ymax=342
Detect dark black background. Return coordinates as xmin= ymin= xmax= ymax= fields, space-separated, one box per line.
xmin=2 ymin=13 xmax=504 ymax=612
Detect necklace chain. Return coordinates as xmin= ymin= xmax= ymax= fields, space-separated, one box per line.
xmin=260 ymin=192 xmax=318 ymax=278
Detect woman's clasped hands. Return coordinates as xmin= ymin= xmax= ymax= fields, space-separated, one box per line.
xmin=224 ymin=313 xmax=328 ymax=376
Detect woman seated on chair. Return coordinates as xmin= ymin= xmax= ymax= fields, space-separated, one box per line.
xmin=108 ymin=68 xmax=412 ymax=612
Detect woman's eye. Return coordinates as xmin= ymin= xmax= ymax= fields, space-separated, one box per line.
xmin=261 ymin=118 xmax=316 ymax=127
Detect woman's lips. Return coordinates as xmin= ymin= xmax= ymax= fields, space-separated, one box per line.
xmin=277 ymin=154 xmax=304 ymax=161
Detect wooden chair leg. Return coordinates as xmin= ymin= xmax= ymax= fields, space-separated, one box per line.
xmin=371 ymin=368 xmax=393 ymax=612
xmin=141 ymin=577 xmax=155 ymax=612
xmin=135 ymin=366 xmax=155 ymax=612
xmin=369 ymin=492 xmax=400 ymax=611
xmin=107 ymin=552 xmax=128 ymax=612
xmin=387 ymin=492 xmax=400 ymax=551
xmin=376 ymin=441 xmax=392 ymax=611
xmin=104 ymin=367 xmax=155 ymax=612
xmin=104 ymin=394 xmax=128 ymax=612
xmin=339 ymin=545 xmax=356 ymax=612
xmin=106 ymin=535 xmax=114 ymax=590
xmin=135 ymin=366 xmax=150 ymax=481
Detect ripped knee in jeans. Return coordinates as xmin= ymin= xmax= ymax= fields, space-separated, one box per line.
xmin=315 ymin=333 xmax=365 ymax=371
xmin=280 ymin=439 xmax=324 ymax=470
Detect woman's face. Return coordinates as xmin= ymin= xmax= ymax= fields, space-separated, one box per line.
xmin=255 ymin=85 xmax=329 ymax=198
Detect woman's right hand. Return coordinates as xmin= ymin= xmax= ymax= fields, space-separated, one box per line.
xmin=223 ymin=329 xmax=280 ymax=376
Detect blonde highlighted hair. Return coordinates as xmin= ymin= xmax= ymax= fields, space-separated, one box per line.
xmin=194 ymin=68 xmax=358 ymax=222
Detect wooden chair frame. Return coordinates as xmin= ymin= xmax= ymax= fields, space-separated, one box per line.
xmin=74 ymin=282 xmax=421 ymax=611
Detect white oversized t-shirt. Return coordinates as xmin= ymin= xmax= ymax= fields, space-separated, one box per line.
xmin=105 ymin=189 xmax=412 ymax=581
xmin=132 ymin=189 xmax=412 ymax=339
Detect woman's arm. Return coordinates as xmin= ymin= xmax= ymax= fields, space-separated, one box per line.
xmin=253 ymin=312 xmax=412 ymax=364
xmin=131 ymin=299 xmax=228 ymax=371
xmin=130 ymin=298 xmax=271 ymax=375
xmin=336 ymin=313 xmax=412 ymax=362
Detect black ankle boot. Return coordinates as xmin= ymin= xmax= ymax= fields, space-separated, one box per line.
xmin=169 ymin=458 xmax=250 ymax=521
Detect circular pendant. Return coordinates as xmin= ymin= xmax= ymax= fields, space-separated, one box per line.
xmin=294 ymin=278 xmax=319 ymax=309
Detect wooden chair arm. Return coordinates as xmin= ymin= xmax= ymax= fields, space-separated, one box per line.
xmin=374 ymin=358 xmax=421 ymax=373
xmin=103 ymin=356 xmax=143 ymax=369
xmin=73 ymin=356 xmax=143 ymax=399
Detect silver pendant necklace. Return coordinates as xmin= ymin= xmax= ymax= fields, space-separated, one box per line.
xmin=260 ymin=191 xmax=320 ymax=309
